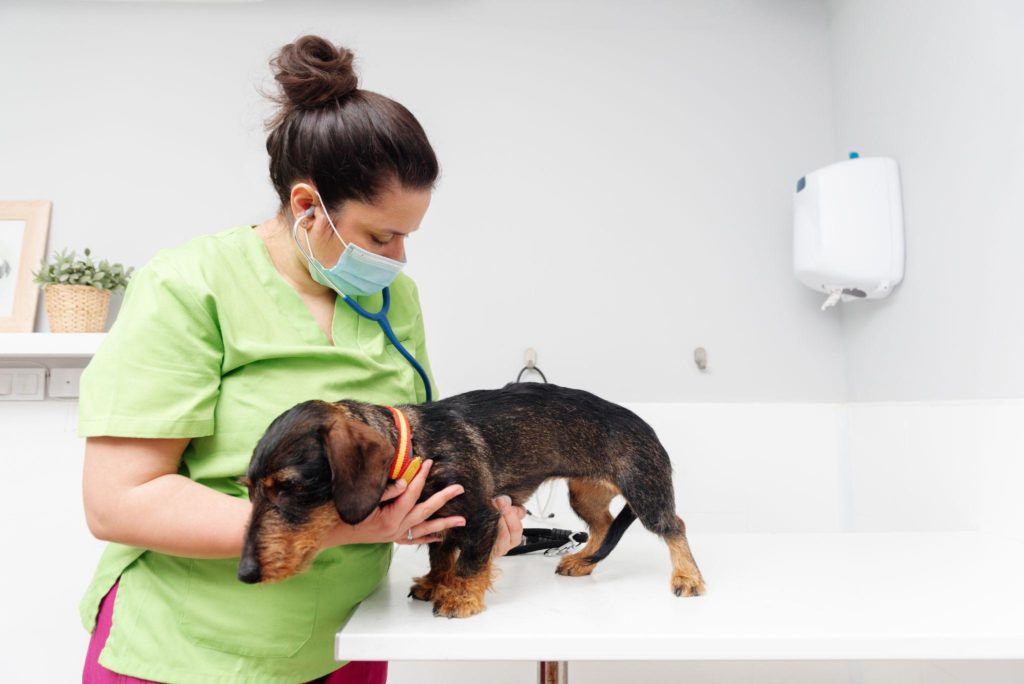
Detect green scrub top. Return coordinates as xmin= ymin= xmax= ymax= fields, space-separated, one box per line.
xmin=78 ymin=225 xmax=436 ymax=684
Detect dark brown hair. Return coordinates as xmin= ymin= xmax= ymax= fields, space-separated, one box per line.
xmin=265 ymin=35 xmax=439 ymax=212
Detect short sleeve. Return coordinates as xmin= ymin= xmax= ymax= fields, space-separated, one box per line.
xmin=78 ymin=256 xmax=224 ymax=438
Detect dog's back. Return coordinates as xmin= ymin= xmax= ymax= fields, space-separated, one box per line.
xmin=420 ymin=381 xmax=664 ymax=471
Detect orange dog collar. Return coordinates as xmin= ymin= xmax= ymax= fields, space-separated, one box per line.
xmin=385 ymin=406 xmax=422 ymax=484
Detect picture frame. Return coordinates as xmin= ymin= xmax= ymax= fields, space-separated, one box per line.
xmin=0 ymin=201 xmax=51 ymax=332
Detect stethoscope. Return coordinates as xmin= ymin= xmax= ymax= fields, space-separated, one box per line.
xmin=339 ymin=288 xmax=433 ymax=402
xmin=293 ymin=208 xmax=433 ymax=402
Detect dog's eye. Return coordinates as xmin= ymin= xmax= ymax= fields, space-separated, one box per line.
xmin=275 ymin=478 xmax=304 ymax=493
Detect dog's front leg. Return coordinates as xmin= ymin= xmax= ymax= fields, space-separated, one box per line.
xmin=431 ymin=513 xmax=500 ymax=618
xmin=409 ymin=539 xmax=458 ymax=601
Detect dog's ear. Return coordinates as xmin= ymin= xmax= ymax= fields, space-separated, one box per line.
xmin=325 ymin=418 xmax=393 ymax=525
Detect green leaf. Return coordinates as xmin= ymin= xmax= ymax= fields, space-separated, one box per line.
xmin=33 ymin=247 xmax=133 ymax=291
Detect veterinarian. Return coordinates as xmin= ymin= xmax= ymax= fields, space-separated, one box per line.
xmin=78 ymin=35 xmax=525 ymax=684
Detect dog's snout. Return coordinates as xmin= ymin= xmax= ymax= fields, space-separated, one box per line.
xmin=238 ymin=555 xmax=262 ymax=584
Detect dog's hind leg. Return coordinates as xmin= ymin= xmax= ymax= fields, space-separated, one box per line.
xmin=409 ymin=539 xmax=459 ymax=602
xmin=556 ymin=478 xmax=620 ymax=577
xmin=664 ymin=516 xmax=705 ymax=597
xmin=627 ymin=491 xmax=706 ymax=597
xmin=604 ymin=435 xmax=705 ymax=597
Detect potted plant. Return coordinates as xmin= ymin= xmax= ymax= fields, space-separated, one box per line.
xmin=33 ymin=248 xmax=133 ymax=333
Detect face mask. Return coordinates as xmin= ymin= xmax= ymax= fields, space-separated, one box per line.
xmin=292 ymin=190 xmax=406 ymax=297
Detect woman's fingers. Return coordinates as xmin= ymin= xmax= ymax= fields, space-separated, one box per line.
xmin=402 ymin=484 xmax=464 ymax=531
xmin=379 ymin=460 xmax=465 ymax=539
xmin=403 ymin=458 xmax=433 ymax=499
xmin=420 ymin=483 xmax=464 ymax=512
xmin=375 ymin=479 xmax=530 ymax=552
xmin=396 ymin=482 xmax=464 ymax=543
xmin=388 ymin=491 xmax=527 ymax=551
xmin=378 ymin=479 xmax=408 ymax=503
xmin=380 ymin=459 xmax=434 ymax=514
xmin=494 ymin=521 xmax=511 ymax=556
xmin=398 ymin=514 xmax=466 ymax=545
xmin=491 ymin=495 xmax=525 ymax=556
xmin=505 ymin=504 xmax=525 ymax=547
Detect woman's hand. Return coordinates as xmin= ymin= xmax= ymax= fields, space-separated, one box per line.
xmin=318 ymin=458 xmax=527 ymax=554
xmin=492 ymin=495 xmax=527 ymax=556
xmin=319 ymin=460 xmax=466 ymax=549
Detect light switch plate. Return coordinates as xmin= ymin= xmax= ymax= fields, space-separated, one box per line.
xmin=49 ymin=368 xmax=83 ymax=398
xmin=0 ymin=368 xmax=46 ymax=401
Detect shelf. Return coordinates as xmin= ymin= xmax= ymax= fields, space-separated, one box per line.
xmin=0 ymin=333 xmax=106 ymax=360
xmin=336 ymin=531 xmax=1024 ymax=662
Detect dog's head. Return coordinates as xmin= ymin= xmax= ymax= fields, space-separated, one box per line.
xmin=238 ymin=400 xmax=394 ymax=584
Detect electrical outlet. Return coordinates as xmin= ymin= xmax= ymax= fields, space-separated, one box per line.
xmin=0 ymin=368 xmax=47 ymax=401
xmin=49 ymin=368 xmax=83 ymax=398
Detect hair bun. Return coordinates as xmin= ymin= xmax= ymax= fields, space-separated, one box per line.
xmin=270 ymin=35 xmax=358 ymax=112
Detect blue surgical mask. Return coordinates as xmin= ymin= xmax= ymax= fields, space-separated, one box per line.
xmin=292 ymin=191 xmax=406 ymax=297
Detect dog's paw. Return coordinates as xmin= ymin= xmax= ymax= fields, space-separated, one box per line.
xmin=672 ymin=571 xmax=706 ymax=597
xmin=408 ymin=576 xmax=434 ymax=601
xmin=555 ymin=554 xmax=595 ymax=577
xmin=431 ymin=589 xmax=485 ymax=619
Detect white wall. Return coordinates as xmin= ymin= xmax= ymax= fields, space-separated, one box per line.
xmin=0 ymin=0 xmax=844 ymax=402
xmin=842 ymin=400 xmax=1024 ymax=542
xmin=828 ymin=0 xmax=1024 ymax=402
xmin=0 ymin=404 xmax=105 ymax=681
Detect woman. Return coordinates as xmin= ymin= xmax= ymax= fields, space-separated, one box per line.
xmin=79 ymin=35 xmax=525 ymax=683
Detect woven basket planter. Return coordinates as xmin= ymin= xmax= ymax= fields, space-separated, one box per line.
xmin=44 ymin=284 xmax=112 ymax=333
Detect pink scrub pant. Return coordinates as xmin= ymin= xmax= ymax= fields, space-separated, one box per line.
xmin=83 ymin=581 xmax=387 ymax=683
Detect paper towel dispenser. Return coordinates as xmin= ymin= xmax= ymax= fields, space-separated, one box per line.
xmin=793 ymin=153 xmax=905 ymax=310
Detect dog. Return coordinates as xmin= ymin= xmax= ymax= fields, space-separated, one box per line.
xmin=238 ymin=382 xmax=705 ymax=618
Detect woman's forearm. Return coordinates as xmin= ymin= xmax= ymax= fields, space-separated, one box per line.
xmin=83 ymin=436 xmax=256 ymax=559
xmin=88 ymin=472 xmax=253 ymax=558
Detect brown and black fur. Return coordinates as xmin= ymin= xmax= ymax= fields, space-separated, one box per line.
xmin=239 ymin=382 xmax=705 ymax=618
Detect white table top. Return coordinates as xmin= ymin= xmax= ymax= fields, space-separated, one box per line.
xmin=335 ymin=531 xmax=1024 ymax=662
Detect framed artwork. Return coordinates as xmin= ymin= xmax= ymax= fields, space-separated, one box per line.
xmin=0 ymin=201 xmax=51 ymax=332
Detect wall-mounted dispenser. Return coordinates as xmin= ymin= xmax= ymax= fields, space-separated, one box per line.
xmin=793 ymin=153 xmax=905 ymax=310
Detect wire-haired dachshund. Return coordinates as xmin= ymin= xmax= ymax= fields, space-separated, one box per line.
xmin=239 ymin=382 xmax=705 ymax=618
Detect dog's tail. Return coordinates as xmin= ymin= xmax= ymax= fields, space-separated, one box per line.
xmin=583 ymin=504 xmax=637 ymax=565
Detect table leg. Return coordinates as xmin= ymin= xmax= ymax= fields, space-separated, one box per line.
xmin=538 ymin=661 xmax=568 ymax=684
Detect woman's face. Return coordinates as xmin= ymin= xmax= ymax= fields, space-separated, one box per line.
xmin=297 ymin=181 xmax=432 ymax=269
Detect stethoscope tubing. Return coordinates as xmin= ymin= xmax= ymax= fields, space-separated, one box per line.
xmin=341 ymin=287 xmax=433 ymax=402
